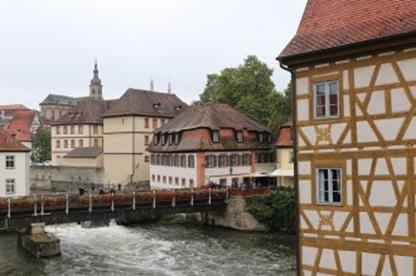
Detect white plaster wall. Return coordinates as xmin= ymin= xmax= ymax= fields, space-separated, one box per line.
xmin=354 ymin=65 xmax=375 ymax=88
xmin=296 ymin=77 xmax=309 ymax=95
xmin=150 ymin=153 xmax=197 ymax=189
xmin=298 ymin=180 xmax=311 ymax=204
xmin=367 ymin=90 xmax=385 ymax=115
xmin=391 ymin=88 xmax=411 ymax=112
xmin=398 ymin=58 xmax=416 ymax=81
xmin=375 ymin=63 xmax=398 ymax=86
xmin=297 ymin=99 xmax=309 ymax=121
xmin=0 ymin=152 xmax=30 ymax=196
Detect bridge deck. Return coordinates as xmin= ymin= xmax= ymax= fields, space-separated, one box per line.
xmin=0 ymin=189 xmax=228 ymax=229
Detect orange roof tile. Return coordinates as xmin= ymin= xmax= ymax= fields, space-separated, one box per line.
xmin=279 ymin=0 xmax=416 ymax=59
xmin=0 ymin=128 xmax=30 ymax=152
xmin=6 ymin=110 xmax=35 ymax=142
xmin=275 ymin=122 xmax=293 ymax=148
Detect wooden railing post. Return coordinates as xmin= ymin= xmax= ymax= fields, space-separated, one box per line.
xmin=132 ymin=191 xmax=136 ymax=210
xmin=208 ymin=188 xmax=212 ymax=205
xmin=225 ymin=188 xmax=230 ymax=203
xmin=152 ymin=190 xmax=156 ymax=209
xmin=7 ymin=197 xmax=11 ymax=219
xmin=111 ymin=193 xmax=115 ymax=212
xmin=65 ymin=194 xmax=69 ymax=215
xmin=190 ymin=188 xmax=194 ymax=206
xmin=172 ymin=190 xmax=176 ymax=208
xmin=33 ymin=194 xmax=38 ymax=217
xmin=40 ymin=195 xmax=44 ymax=216
xmin=88 ymin=193 xmax=92 ymax=213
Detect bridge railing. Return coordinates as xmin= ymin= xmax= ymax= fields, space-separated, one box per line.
xmin=0 ymin=188 xmax=229 ymax=218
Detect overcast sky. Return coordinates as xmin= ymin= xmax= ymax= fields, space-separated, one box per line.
xmin=0 ymin=0 xmax=307 ymax=109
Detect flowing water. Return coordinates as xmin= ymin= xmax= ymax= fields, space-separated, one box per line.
xmin=0 ymin=223 xmax=296 ymax=276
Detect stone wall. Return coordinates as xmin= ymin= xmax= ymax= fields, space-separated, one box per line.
xmin=196 ymin=195 xmax=267 ymax=231
xmin=30 ymin=164 xmax=105 ymax=193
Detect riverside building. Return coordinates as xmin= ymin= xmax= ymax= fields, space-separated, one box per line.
xmin=279 ymin=0 xmax=416 ymax=274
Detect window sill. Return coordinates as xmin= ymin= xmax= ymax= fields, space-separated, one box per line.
xmin=316 ymin=202 xmax=344 ymax=207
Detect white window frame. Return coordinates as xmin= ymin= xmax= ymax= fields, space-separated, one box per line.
xmin=313 ymin=80 xmax=339 ymax=119
xmin=212 ymin=130 xmax=219 ymax=143
xmin=5 ymin=155 xmax=15 ymax=169
xmin=316 ymin=168 xmax=342 ymax=206
xmin=5 ymin=179 xmax=15 ymax=195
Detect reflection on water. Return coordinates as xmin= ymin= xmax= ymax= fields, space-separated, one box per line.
xmin=0 ymin=222 xmax=296 ymax=276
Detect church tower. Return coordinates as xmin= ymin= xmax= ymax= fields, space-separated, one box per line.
xmin=89 ymin=61 xmax=103 ymax=100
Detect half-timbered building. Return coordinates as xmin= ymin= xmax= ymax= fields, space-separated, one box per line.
xmin=279 ymin=0 xmax=416 ymax=274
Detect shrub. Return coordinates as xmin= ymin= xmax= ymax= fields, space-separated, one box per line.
xmin=246 ymin=187 xmax=296 ymax=233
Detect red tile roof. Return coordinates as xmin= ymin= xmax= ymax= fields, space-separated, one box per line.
xmin=275 ymin=122 xmax=293 ymax=148
xmin=0 ymin=104 xmax=29 ymax=111
xmin=279 ymin=0 xmax=416 ymax=59
xmin=6 ymin=110 xmax=35 ymax=142
xmin=0 ymin=128 xmax=30 ymax=152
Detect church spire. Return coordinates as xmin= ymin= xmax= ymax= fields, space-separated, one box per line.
xmin=89 ymin=60 xmax=103 ymax=100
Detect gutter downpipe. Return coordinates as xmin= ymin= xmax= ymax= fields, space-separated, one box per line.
xmin=279 ymin=60 xmax=300 ymax=276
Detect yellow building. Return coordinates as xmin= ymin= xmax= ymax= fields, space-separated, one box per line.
xmin=50 ymin=98 xmax=113 ymax=165
xmin=273 ymin=122 xmax=294 ymax=188
xmin=102 ymin=89 xmax=186 ymax=185
xmin=279 ymin=0 xmax=416 ymax=274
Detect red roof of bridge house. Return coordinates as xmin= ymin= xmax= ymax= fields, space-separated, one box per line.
xmin=275 ymin=122 xmax=293 ymax=148
xmin=0 ymin=128 xmax=30 ymax=152
xmin=279 ymin=0 xmax=416 ymax=62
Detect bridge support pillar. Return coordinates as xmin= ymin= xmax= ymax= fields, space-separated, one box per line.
xmin=17 ymin=223 xmax=61 ymax=258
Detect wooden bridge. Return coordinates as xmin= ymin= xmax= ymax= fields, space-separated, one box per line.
xmin=0 ymin=189 xmax=229 ymax=230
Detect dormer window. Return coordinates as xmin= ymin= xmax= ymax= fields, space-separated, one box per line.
xmin=267 ymin=133 xmax=272 ymax=143
xmin=161 ymin=134 xmax=166 ymax=145
xmin=153 ymin=103 xmax=161 ymax=109
xmin=174 ymin=133 xmax=180 ymax=144
xmin=236 ymin=131 xmax=244 ymax=143
xmin=169 ymin=134 xmax=174 ymax=145
xmin=258 ymin=132 xmax=264 ymax=143
xmin=154 ymin=134 xmax=160 ymax=145
xmin=212 ymin=130 xmax=219 ymax=143
xmin=175 ymin=105 xmax=182 ymax=112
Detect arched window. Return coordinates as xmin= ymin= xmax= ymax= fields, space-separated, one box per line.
xmin=187 ymin=155 xmax=195 ymax=168
xmin=180 ymin=155 xmax=187 ymax=168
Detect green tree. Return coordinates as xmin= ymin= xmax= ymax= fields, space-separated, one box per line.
xmin=200 ymin=55 xmax=292 ymax=135
xmin=33 ymin=128 xmax=51 ymax=162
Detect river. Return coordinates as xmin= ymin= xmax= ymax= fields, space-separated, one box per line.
xmin=0 ymin=223 xmax=296 ymax=276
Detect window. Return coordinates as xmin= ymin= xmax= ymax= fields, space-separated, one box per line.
xmin=153 ymin=118 xmax=158 ymax=129
xmin=174 ymin=133 xmax=180 ymax=144
xmin=188 ymin=155 xmax=195 ymax=168
xmin=156 ymin=154 xmax=161 ymax=165
xmin=70 ymin=139 xmax=75 ymax=148
xmin=93 ymin=125 xmax=99 ymax=134
xmin=189 ymin=179 xmax=194 ymax=188
xmin=258 ymin=133 xmax=264 ymax=143
xmin=78 ymin=125 xmax=83 ymax=134
xmin=174 ymin=155 xmax=179 ymax=167
xmin=79 ymin=140 xmax=84 ymax=148
xmin=151 ymin=154 xmax=155 ymax=165
xmin=317 ymin=168 xmax=342 ymax=205
xmin=145 ymin=156 xmax=150 ymax=163
xmin=70 ymin=126 xmax=75 ymax=134
xmin=5 ymin=179 xmax=15 ymax=195
xmin=161 ymin=118 xmax=166 ymax=125
xmin=212 ymin=130 xmax=219 ymax=143
xmin=314 ymin=80 xmax=339 ymax=118
xmin=242 ymin=154 xmax=251 ymax=166
xmin=152 ymin=175 xmax=155 ymax=181
xmin=145 ymin=135 xmax=149 ymax=145
xmin=169 ymin=134 xmax=174 ymax=145
xmin=218 ymin=155 xmax=229 ymax=167
xmin=56 ymin=126 xmax=60 ymax=135
xmin=145 ymin=118 xmax=149 ymax=128
xmin=169 ymin=177 xmax=172 ymax=185
xmin=236 ymin=131 xmax=244 ymax=143
xmin=157 ymin=175 xmax=161 ymax=183
xmin=56 ymin=140 xmax=61 ymax=149
xmin=5 ymin=156 xmax=15 ymax=169
xmin=180 ymin=155 xmax=187 ymax=168
xmin=163 ymin=176 xmax=166 ymax=183
xmin=63 ymin=126 xmax=68 ymax=135
xmin=204 ymin=155 xmax=217 ymax=168
xmin=181 ymin=178 xmax=186 ymax=186
xmin=230 ymin=154 xmax=240 ymax=167
xmin=94 ymin=139 xmax=99 ymax=147
xmin=64 ymin=140 xmax=68 ymax=148
xmin=154 ymin=134 xmax=160 ymax=145
xmin=175 ymin=177 xmax=179 ymax=185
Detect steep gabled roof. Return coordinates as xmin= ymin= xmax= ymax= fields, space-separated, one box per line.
xmin=6 ymin=110 xmax=36 ymax=142
xmin=51 ymin=98 xmax=117 ymax=125
xmin=275 ymin=121 xmax=293 ymax=148
xmin=64 ymin=147 xmax=103 ymax=158
xmin=156 ymin=103 xmax=269 ymax=133
xmin=40 ymin=94 xmax=86 ymax=106
xmin=0 ymin=104 xmax=29 ymax=111
xmin=279 ymin=0 xmax=416 ymax=60
xmin=103 ymin=88 xmax=187 ymax=118
xmin=0 ymin=128 xmax=30 ymax=152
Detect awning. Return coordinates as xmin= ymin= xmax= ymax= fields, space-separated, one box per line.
xmin=269 ymin=169 xmax=294 ymax=177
